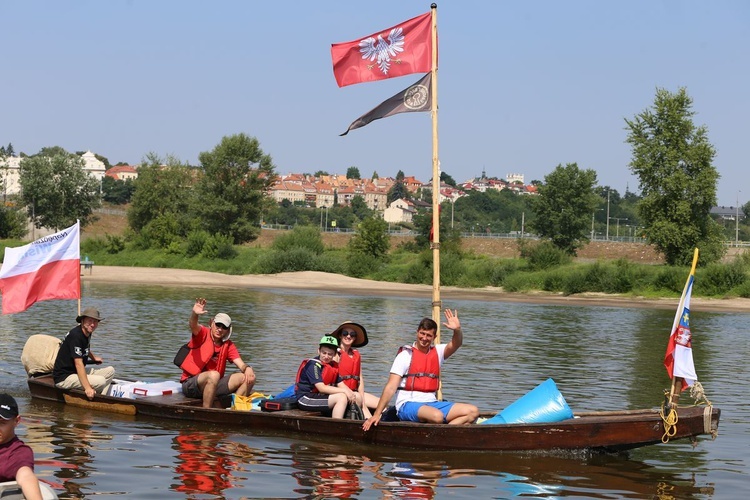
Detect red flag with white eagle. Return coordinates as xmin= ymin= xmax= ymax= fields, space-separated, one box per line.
xmin=664 ymin=249 xmax=699 ymax=391
xmin=0 ymin=221 xmax=81 ymax=314
xmin=331 ymin=11 xmax=434 ymax=88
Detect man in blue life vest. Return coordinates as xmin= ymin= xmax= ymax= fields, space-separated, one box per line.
xmin=362 ymin=309 xmax=479 ymax=430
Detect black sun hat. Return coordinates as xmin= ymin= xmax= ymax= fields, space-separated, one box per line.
xmin=331 ymin=321 xmax=368 ymax=348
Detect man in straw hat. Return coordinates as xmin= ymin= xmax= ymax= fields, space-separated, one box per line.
xmin=53 ymin=307 xmax=116 ymax=400
xmin=363 ymin=309 xmax=479 ymax=430
xmin=180 ymin=298 xmax=255 ymax=408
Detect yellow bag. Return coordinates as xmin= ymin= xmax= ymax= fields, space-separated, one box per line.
xmin=232 ymin=392 xmax=270 ymax=411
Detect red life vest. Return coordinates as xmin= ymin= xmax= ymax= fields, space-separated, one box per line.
xmin=295 ymin=358 xmax=338 ymax=393
xmin=399 ymin=345 xmax=440 ymax=393
xmin=180 ymin=326 xmax=230 ymax=379
xmin=337 ymin=348 xmax=361 ymax=390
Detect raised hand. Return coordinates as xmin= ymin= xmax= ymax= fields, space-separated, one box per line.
xmin=193 ymin=298 xmax=208 ymax=316
xmin=442 ymin=308 xmax=460 ymax=331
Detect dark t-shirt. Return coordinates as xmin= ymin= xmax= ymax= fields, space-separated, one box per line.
xmin=0 ymin=436 xmax=35 ymax=482
xmin=53 ymin=325 xmax=90 ymax=384
xmin=295 ymin=358 xmax=325 ymax=397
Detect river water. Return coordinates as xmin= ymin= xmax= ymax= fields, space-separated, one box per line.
xmin=1 ymin=281 xmax=748 ymax=499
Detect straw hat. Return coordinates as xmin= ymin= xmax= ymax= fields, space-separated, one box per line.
xmin=76 ymin=307 xmax=104 ymax=323
xmin=331 ymin=321 xmax=368 ymax=348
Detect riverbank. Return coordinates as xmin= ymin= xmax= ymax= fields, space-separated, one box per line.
xmin=85 ymin=266 xmax=750 ymax=313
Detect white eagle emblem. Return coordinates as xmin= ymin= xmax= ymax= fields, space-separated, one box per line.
xmin=359 ymin=27 xmax=405 ymax=75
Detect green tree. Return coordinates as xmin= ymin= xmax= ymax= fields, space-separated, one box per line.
xmin=19 ymin=148 xmax=101 ymax=230
xmin=102 ymin=176 xmax=135 ymax=204
xmin=314 ymin=170 xmax=329 ymax=177
xmin=346 ymin=166 xmax=361 ymax=179
xmin=195 ymin=133 xmax=277 ymax=243
xmin=0 ymin=206 xmax=27 ymax=239
xmin=371 ymin=171 xmax=379 ymax=180
xmin=625 ymin=87 xmax=724 ymax=265
xmin=349 ymin=216 xmax=390 ymax=259
xmin=387 ymin=180 xmax=410 ymax=204
xmin=529 ymin=163 xmax=598 ymax=255
xmin=440 ymin=171 xmax=457 ymax=187
xmin=128 ymin=153 xmax=195 ymax=233
xmin=350 ymin=194 xmax=371 ymax=220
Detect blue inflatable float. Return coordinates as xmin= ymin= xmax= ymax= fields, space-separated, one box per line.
xmin=480 ymin=378 xmax=574 ymax=425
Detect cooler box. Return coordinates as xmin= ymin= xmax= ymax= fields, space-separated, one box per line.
xmin=109 ymin=380 xmax=182 ymax=399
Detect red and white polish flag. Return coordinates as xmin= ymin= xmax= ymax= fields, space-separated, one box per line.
xmin=0 ymin=221 xmax=81 ymax=314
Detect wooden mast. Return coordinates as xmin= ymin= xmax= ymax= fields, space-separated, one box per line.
xmin=429 ymin=3 xmax=441 ymax=342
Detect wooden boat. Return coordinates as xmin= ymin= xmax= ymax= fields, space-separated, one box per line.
xmin=27 ymin=374 xmax=719 ymax=453
xmin=0 ymin=480 xmax=58 ymax=500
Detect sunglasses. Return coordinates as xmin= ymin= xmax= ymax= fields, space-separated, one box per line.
xmin=341 ymin=330 xmax=357 ymax=338
xmin=215 ymin=323 xmax=230 ymax=330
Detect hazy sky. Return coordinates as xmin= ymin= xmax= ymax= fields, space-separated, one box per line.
xmin=2 ymin=1 xmax=747 ymax=206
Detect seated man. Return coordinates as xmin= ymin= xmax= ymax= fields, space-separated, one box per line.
xmin=0 ymin=394 xmax=44 ymax=500
xmin=53 ymin=307 xmax=116 ymax=400
xmin=363 ymin=309 xmax=479 ymax=431
xmin=179 ymin=298 xmax=256 ymax=408
xmin=295 ymin=335 xmax=355 ymax=419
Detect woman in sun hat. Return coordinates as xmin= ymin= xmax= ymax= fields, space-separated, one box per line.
xmin=331 ymin=321 xmax=379 ymax=419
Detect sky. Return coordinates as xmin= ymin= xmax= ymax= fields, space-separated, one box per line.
xmin=2 ymin=1 xmax=748 ymax=207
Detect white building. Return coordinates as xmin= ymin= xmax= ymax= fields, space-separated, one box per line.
xmin=0 ymin=150 xmax=107 ymax=196
xmin=383 ymin=198 xmax=417 ymax=224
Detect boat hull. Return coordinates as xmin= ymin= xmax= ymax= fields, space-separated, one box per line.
xmin=28 ymin=375 xmax=720 ymax=453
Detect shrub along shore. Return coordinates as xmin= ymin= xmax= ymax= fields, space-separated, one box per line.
xmin=70 ymin=226 xmax=750 ymax=304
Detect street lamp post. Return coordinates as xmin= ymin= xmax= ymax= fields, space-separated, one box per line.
xmin=606 ymin=189 xmax=611 ymax=241
xmin=736 ymin=190 xmax=741 ymax=244
xmin=609 ymin=217 xmax=628 ymax=239
xmin=591 ymin=208 xmax=603 ymax=240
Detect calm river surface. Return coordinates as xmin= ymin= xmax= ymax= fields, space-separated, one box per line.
xmin=1 ymin=281 xmax=748 ymax=499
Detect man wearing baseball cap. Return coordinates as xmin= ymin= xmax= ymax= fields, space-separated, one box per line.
xmin=0 ymin=394 xmax=44 ymax=500
xmin=53 ymin=306 xmax=116 ymax=400
xmin=294 ymin=335 xmax=356 ymax=419
xmin=179 ymin=298 xmax=255 ymax=408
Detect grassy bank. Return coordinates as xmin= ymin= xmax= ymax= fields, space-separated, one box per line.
xmin=67 ymin=229 xmax=750 ymax=300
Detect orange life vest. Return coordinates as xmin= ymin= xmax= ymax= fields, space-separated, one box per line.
xmin=180 ymin=327 xmax=230 ymax=378
xmin=337 ymin=348 xmax=361 ymax=390
xmin=295 ymin=358 xmax=338 ymax=393
xmin=399 ymin=345 xmax=440 ymax=393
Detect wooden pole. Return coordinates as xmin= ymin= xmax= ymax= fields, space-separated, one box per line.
xmin=428 ymin=4 xmax=442 ymax=401
xmin=429 ymin=3 xmax=441 ymax=340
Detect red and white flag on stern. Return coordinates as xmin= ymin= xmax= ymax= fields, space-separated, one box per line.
xmin=331 ymin=11 xmax=433 ymax=87
xmin=0 ymin=221 xmax=81 ymax=315
xmin=664 ymin=272 xmax=698 ymax=391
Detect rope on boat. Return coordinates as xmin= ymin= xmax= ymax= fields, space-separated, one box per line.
xmin=660 ymin=381 xmax=717 ymax=443
xmin=659 ymin=395 xmax=678 ymax=444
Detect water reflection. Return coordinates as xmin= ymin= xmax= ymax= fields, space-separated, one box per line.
xmin=171 ymin=431 xmax=237 ymax=497
xmin=290 ymin=442 xmax=367 ymax=498
xmin=2 ymin=283 xmax=748 ymax=498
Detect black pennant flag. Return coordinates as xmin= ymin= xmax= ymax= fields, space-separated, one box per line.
xmin=340 ymin=73 xmax=432 ymax=136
